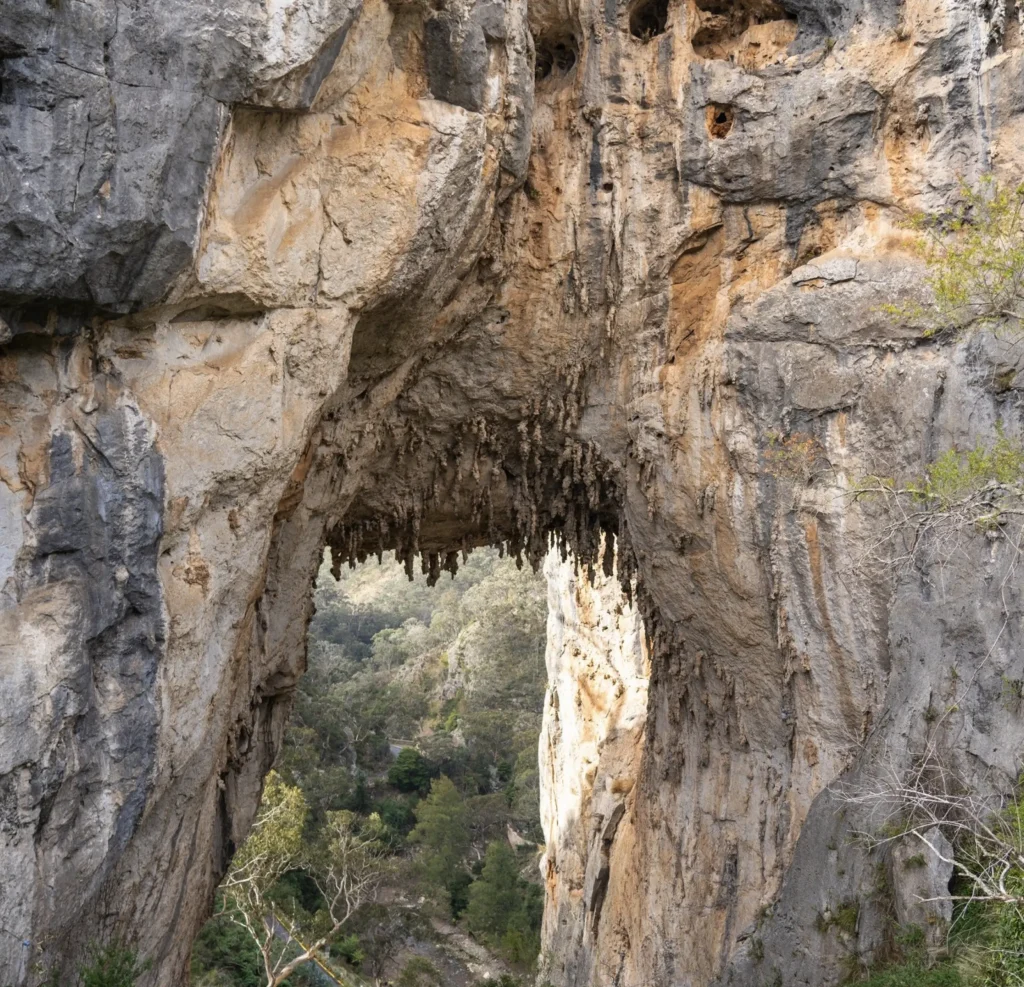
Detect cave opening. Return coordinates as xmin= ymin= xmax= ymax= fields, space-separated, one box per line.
xmin=629 ymin=0 xmax=671 ymax=40
xmin=534 ymin=33 xmax=579 ymax=83
xmin=193 ymin=546 xmax=556 ymax=987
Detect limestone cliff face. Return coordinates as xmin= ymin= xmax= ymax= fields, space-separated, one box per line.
xmin=539 ymin=553 xmax=649 ymax=986
xmin=1 ymin=0 xmax=1024 ymax=982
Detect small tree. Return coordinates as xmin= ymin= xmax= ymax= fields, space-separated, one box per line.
xmin=466 ymin=841 xmax=521 ymax=937
xmin=408 ymin=776 xmax=470 ymax=896
xmin=388 ymin=747 xmax=433 ymax=793
xmin=891 ymin=176 xmax=1024 ymax=339
xmin=465 ymin=840 xmax=542 ymax=965
xmin=79 ymin=943 xmax=151 ymax=987
xmin=218 ymin=772 xmax=384 ymax=987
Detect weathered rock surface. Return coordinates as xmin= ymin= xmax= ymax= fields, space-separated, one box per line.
xmin=539 ymin=552 xmax=650 ymax=985
xmin=1 ymin=0 xmax=1024 ymax=981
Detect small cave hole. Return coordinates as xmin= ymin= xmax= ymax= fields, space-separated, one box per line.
xmin=534 ymin=33 xmax=579 ymax=83
xmin=630 ymin=0 xmax=671 ymax=40
xmin=602 ymin=182 xmax=614 ymax=192
xmin=706 ymin=103 xmax=734 ymax=138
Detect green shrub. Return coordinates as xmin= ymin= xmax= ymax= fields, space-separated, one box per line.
xmin=396 ymin=956 xmax=443 ymax=987
xmin=447 ymin=869 xmax=473 ymax=920
xmin=464 ymin=840 xmax=542 ymax=966
xmin=884 ymin=176 xmax=1024 ymax=339
xmin=328 ymin=933 xmax=365 ymax=968
xmin=908 ymin=432 xmax=1024 ymax=506
xmin=855 ymin=962 xmax=963 ymax=987
xmin=816 ymin=901 xmax=859 ymax=937
xmin=388 ymin=748 xmax=434 ymax=793
xmin=377 ymin=796 xmax=417 ymax=834
xmin=79 ymin=943 xmax=151 ymax=987
xmin=189 ymin=911 xmax=264 ymax=987
xmin=895 ymin=924 xmax=926 ymax=950
xmin=466 ymin=841 xmax=522 ymax=937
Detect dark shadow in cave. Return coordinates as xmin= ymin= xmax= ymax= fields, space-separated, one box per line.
xmin=629 ymin=0 xmax=671 ymax=40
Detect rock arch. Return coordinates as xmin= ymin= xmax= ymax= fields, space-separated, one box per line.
xmin=2 ymin=0 xmax=1024 ymax=985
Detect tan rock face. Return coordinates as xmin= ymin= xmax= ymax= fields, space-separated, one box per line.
xmin=2 ymin=0 xmax=1024 ymax=983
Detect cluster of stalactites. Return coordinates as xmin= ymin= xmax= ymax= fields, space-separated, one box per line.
xmin=324 ymin=405 xmax=638 ymax=597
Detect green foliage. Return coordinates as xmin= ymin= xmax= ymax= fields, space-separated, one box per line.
xmin=236 ymin=771 xmax=307 ymax=875
xmin=465 ymin=841 xmax=543 ymax=966
xmin=946 ymin=888 xmax=1024 ymax=986
xmin=835 ymin=903 xmax=860 ymax=935
xmin=887 ymin=177 xmax=1024 ymax=339
xmin=271 ymin=869 xmax=325 ymax=917
xmin=906 ymin=432 xmax=1024 ymax=507
xmin=447 ymin=869 xmax=474 ymax=920
xmin=466 ymin=841 xmax=523 ymax=936
xmin=896 ymin=925 xmax=927 ymax=952
xmin=376 ymin=795 xmax=417 ymax=835
xmin=396 ymin=957 xmax=443 ymax=987
xmin=327 ymin=933 xmax=364 ymax=967
xmin=195 ymin=549 xmax=549 ymax=986
xmin=817 ymin=902 xmax=859 ymax=937
xmin=388 ymin=748 xmax=434 ymax=793
xmin=79 ymin=944 xmax=151 ymax=987
xmin=409 ymin=776 xmax=470 ymax=894
xmin=190 ymin=912 xmax=263 ymax=987
xmin=853 ymin=963 xmax=963 ymax=986
xmin=348 ymin=774 xmax=372 ymax=814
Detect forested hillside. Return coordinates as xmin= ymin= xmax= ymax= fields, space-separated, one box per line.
xmin=191 ymin=550 xmax=549 ymax=987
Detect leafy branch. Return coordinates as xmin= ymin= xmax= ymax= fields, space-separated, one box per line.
xmin=885 ymin=177 xmax=1024 ymax=339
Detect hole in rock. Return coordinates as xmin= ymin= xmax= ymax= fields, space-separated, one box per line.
xmin=194 ymin=548 xmax=563 ymax=984
xmin=706 ymin=103 xmax=734 ymax=138
xmin=193 ymin=378 xmax=640 ymax=985
xmin=534 ymin=33 xmax=579 ymax=82
xmin=629 ymin=0 xmax=671 ymax=39
xmin=692 ymin=0 xmax=798 ymax=68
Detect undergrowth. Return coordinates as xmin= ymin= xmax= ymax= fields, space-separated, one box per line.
xmin=852 ymin=786 xmax=1024 ymax=986
xmin=79 ymin=944 xmax=151 ymax=987
xmin=855 ymin=964 xmax=964 ymax=987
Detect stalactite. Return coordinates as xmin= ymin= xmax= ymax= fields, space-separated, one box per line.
xmin=322 ymin=378 xmax=648 ymax=604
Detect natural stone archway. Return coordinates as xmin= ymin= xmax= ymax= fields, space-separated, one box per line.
xmin=2 ymin=0 xmax=1024 ymax=985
